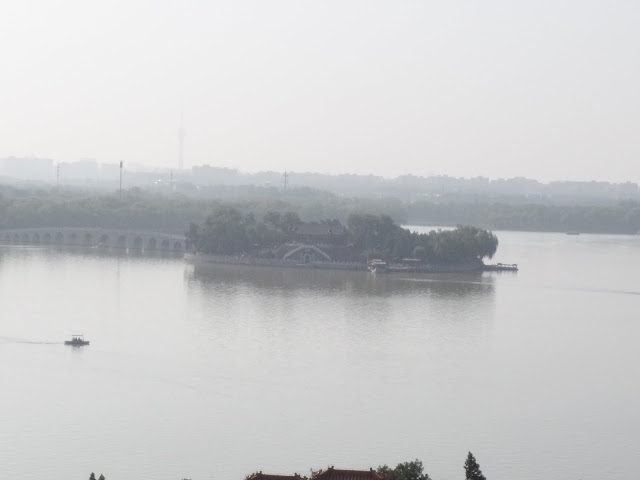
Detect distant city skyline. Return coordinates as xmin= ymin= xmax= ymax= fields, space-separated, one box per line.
xmin=3 ymin=156 xmax=639 ymax=192
xmin=1 ymin=1 xmax=639 ymax=184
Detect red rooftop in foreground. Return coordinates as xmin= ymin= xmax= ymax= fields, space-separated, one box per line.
xmin=245 ymin=472 xmax=307 ymax=480
xmin=311 ymin=467 xmax=389 ymax=480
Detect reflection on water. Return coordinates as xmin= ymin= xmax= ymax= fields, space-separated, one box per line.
xmin=190 ymin=262 xmax=496 ymax=298
xmin=186 ymin=263 xmax=498 ymax=356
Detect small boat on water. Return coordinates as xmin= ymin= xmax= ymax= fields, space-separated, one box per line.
xmin=368 ymin=259 xmax=388 ymax=273
xmin=64 ymin=335 xmax=89 ymax=346
xmin=485 ymin=263 xmax=519 ymax=272
xmin=495 ymin=263 xmax=518 ymax=272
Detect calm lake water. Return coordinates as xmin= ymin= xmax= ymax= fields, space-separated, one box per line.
xmin=1 ymin=229 xmax=639 ymax=480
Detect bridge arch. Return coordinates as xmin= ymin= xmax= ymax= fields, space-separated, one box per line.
xmin=283 ymin=244 xmax=332 ymax=262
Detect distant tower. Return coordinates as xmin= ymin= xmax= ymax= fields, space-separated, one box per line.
xmin=178 ymin=114 xmax=186 ymax=170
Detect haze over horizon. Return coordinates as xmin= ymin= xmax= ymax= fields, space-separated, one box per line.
xmin=2 ymin=1 xmax=639 ymax=184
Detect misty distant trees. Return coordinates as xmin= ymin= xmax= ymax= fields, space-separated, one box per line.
xmin=407 ymin=199 xmax=640 ymax=234
xmin=0 ymin=185 xmax=405 ymax=232
xmin=0 ymin=187 xmax=205 ymax=233
xmin=1 ymin=183 xmax=639 ymax=235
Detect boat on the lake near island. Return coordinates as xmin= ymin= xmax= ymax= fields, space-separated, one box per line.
xmin=381 ymin=259 xmax=518 ymax=273
xmin=484 ymin=263 xmax=519 ymax=272
xmin=368 ymin=259 xmax=389 ymax=274
xmin=64 ymin=335 xmax=89 ymax=346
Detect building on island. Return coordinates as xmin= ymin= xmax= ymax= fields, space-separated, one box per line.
xmin=278 ymin=221 xmax=351 ymax=264
xmin=287 ymin=221 xmax=347 ymax=246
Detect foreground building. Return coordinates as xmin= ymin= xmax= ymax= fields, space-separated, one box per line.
xmin=245 ymin=472 xmax=307 ymax=480
xmin=312 ymin=467 xmax=388 ymax=480
xmin=247 ymin=467 xmax=388 ymax=480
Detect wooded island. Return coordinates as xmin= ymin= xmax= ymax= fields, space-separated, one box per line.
xmin=188 ymin=208 xmax=498 ymax=268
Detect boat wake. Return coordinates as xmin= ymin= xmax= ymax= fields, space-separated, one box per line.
xmin=579 ymin=287 xmax=640 ymax=297
xmin=0 ymin=336 xmax=60 ymax=345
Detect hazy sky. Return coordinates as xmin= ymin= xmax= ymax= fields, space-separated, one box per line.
xmin=1 ymin=1 xmax=639 ymax=182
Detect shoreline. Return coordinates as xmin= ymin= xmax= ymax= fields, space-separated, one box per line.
xmin=184 ymin=253 xmax=501 ymax=274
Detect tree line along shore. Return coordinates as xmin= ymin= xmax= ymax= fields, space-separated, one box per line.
xmin=0 ymin=184 xmax=640 ymax=239
xmin=1 ymin=183 xmax=638 ymax=235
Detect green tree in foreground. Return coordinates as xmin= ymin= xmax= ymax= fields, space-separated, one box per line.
xmin=464 ymin=452 xmax=486 ymax=480
xmin=377 ymin=459 xmax=431 ymax=480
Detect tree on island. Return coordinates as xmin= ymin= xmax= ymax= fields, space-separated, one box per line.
xmin=347 ymin=214 xmax=498 ymax=264
xmin=88 ymin=473 xmax=105 ymax=480
xmin=464 ymin=452 xmax=486 ymax=480
xmin=377 ymin=459 xmax=431 ymax=480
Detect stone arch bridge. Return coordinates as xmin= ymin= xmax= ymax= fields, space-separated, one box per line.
xmin=0 ymin=227 xmax=188 ymax=252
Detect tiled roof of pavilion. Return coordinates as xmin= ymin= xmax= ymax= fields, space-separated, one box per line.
xmin=311 ymin=467 xmax=388 ymax=480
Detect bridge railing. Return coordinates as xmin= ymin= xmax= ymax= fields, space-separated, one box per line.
xmin=0 ymin=227 xmax=189 ymax=252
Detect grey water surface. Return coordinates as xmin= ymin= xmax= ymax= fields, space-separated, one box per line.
xmin=1 ymin=229 xmax=639 ymax=480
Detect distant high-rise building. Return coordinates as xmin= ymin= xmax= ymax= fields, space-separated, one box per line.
xmin=178 ymin=115 xmax=185 ymax=170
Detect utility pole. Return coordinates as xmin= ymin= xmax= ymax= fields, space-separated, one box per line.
xmin=56 ymin=164 xmax=60 ymax=190
xmin=119 ymin=161 xmax=123 ymax=200
xmin=283 ymin=170 xmax=288 ymax=192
